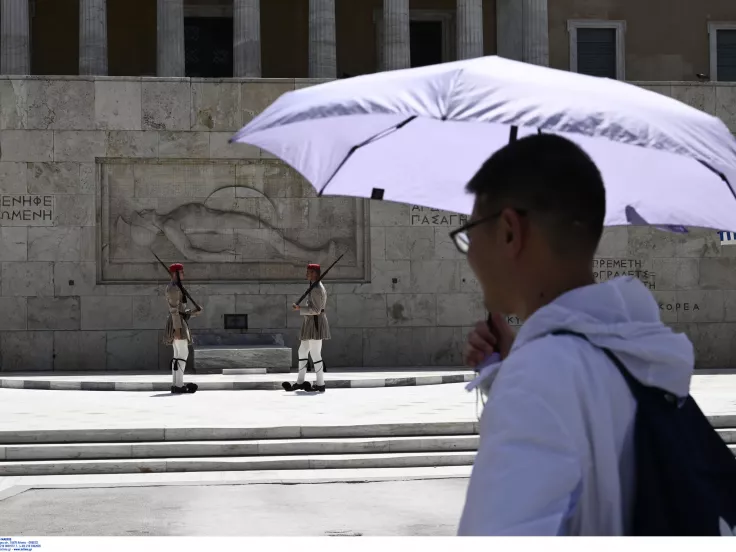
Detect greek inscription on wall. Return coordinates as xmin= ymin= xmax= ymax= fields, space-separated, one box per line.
xmin=410 ymin=205 xmax=469 ymax=227
xmin=593 ymin=258 xmax=655 ymax=290
xmin=659 ymin=303 xmax=700 ymax=312
xmin=0 ymin=195 xmax=54 ymax=226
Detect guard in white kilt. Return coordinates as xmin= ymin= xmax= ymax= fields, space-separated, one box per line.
xmin=164 ymin=263 xmax=202 ymax=394
xmin=283 ymin=263 xmax=331 ymax=393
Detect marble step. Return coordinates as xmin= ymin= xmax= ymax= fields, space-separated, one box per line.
xmin=0 ymin=422 xmax=480 ymax=444
xmin=717 ymin=429 xmax=736 ymax=443
xmin=0 ymin=451 xmax=477 ymax=476
xmin=1 ymin=435 xmax=479 ymax=462
xmin=222 ymin=368 xmax=267 ymax=375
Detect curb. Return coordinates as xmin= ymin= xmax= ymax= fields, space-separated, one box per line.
xmin=0 ymin=373 xmax=475 ymax=392
xmin=0 ymin=421 xmax=482 ymax=444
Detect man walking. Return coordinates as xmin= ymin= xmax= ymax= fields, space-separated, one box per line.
xmin=283 ymin=263 xmax=331 ymax=393
xmin=454 ymin=135 xmax=694 ymax=535
xmin=164 ymin=263 xmax=202 ymax=395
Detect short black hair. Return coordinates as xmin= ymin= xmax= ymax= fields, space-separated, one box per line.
xmin=466 ymin=133 xmax=605 ymax=256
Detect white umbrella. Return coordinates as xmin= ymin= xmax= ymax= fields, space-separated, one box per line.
xmin=231 ymin=56 xmax=736 ymax=231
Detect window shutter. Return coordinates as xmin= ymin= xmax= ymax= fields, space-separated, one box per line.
xmin=717 ymin=29 xmax=736 ymax=82
xmin=576 ymin=28 xmax=617 ymax=79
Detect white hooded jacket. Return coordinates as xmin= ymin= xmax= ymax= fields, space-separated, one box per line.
xmin=457 ymin=276 xmax=694 ymax=536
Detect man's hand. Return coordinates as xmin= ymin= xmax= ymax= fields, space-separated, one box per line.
xmin=292 ymin=303 xmax=300 ymax=311
xmin=464 ymin=313 xmax=515 ymax=368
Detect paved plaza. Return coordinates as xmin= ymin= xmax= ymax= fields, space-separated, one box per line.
xmin=0 ymin=479 xmax=467 ymax=536
xmin=0 ymin=374 xmax=734 ymax=434
xmin=0 ymin=374 xmax=735 ymax=536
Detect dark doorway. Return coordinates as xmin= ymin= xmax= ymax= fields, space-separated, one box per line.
xmin=184 ymin=17 xmax=233 ymax=78
xmin=410 ymin=20 xmax=443 ymax=68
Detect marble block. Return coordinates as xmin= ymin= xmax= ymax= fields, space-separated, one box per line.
xmin=1 ymin=261 xmax=54 ymax=297
xmin=0 ymin=331 xmax=53 ymax=371
xmin=106 ymin=131 xmax=159 ymax=157
xmin=0 ymin=227 xmax=28 ymax=261
xmin=142 ymin=81 xmax=191 ymax=131
xmin=27 ymin=297 xmax=81 ymax=330
xmin=0 ymin=79 xmax=28 ymax=130
xmin=26 ymin=80 xmax=95 ymax=130
xmin=191 ymin=82 xmax=241 ymax=131
xmin=386 ymin=293 xmax=436 ymax=327
xmin=0 ymin=162 xmax=28 ymax=194
xmin=0 ymin=131 xmax=53 ymax=162
xmin=95 ymin=80 xmax=142 ymax=131
xmin=0 ymin=297 xmax=27 ymax=330
xmin=53 ymin=131 xmax=106 ymax=162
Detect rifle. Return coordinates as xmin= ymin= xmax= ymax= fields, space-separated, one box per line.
xmin=152 ymin=251 xmax=202 ymax=315
xmin=294 ymin=253 xmax=344 ymax=307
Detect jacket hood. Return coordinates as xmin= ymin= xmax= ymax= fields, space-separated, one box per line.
xmin=470 ymin=277 xmax=694 ymax=397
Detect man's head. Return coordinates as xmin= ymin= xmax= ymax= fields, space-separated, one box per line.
xmin=458 ymin=134 xmax=605 ymax=318
xmin=169 ymin=263 xmax=184 ymax=281
xmin=306 ymin=263 xmax=320 ymax=282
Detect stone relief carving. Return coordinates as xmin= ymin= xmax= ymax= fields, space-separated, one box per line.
xmin=99 ymin=160 xmax=367 ymax=282
xmin=119 ymin=186 xmax=339 ymax=264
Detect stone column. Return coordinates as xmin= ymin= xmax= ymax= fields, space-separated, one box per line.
xmin=157 ymin=0 xmax=185 ymax=77
xmin=383 ymin=0 xmax=410 ymax=71
xmin=234 ymin=0 xmax=261 ymax=77
xmin=457 ymin=0 xmax=483 ymax=60
xmin=308 ymin=0 xmax=336 ymax=78
xmin=0 ymin=0 xmax=30 ymax=75
xmin=521 ymin=0 xmax=549 ymax=66
xmin=79 ymin=0 xmax=108 ymax=75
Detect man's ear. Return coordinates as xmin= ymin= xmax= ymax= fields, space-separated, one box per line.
xmin=499 ymin=208 xmax=525 ymax=255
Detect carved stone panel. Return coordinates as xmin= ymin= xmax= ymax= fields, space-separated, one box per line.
xmin=99 ymin=159 xmax=368 ymax=283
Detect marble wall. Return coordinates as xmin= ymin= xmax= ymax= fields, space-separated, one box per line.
xmin=0 ymin=77 xmax=735 ymax=371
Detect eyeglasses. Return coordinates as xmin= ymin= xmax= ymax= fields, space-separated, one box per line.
xmin=449 ymin=209 xmax=527 ymax=254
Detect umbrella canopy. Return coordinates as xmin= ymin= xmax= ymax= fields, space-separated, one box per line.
xmin=231 ymin=56 xmax=736 ymax=231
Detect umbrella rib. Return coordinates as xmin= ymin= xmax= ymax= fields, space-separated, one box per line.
xmin=317 ymin=115 xmax=418 ymax=197
xmin=698 ymin=160 xmax=736 ymax=202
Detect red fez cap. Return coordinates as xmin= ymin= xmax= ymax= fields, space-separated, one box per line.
xmin=169 ymin=263 xmax=184 ymax=273
xmin=307 ymin=263 xmax=320 ymax=271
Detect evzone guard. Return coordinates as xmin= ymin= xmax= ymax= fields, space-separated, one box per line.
xmin=283 ymin=263 xmax=331 ymax=393
xmin=163 ymin=262 xmax=202 ymax=394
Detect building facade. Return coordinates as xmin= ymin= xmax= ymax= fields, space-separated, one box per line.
xmin=1 ymin=0 xmax=735 ymax=81
xmin=0 ymin=0 xmax=736 ymax=372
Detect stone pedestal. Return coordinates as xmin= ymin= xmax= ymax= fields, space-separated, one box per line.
xmin=79 ymin=0 xmax=108 ymax=75
xmin=309 ymin=0 xmax=337 ymax=78
xmin=457 ymin=0 xmax=483 ymax=60
xmin=193 ymin=332 xmax=291 ymax=374
xmin=0 ymin=0 xmax=30 ymax=75
xmin=522 ymin=0 xmax=549 ymax=66
xmin=383 ymin=0 xmax=410 ymax=71
xmin=234 ymin=0 xmax=261 ymax=77
xmin=157 ymin=0 xmax=185 ymax=77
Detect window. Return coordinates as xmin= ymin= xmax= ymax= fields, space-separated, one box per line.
xmin=183 ymin=5 xmax=233 ymax=78
xmin=184 ymin=16 xmax=233 ymax=78
xmin=567 ymin=20 xmax=626 ymax=80
xmin=374 ymin=9 xmax=455 ymax=71
xmin=410 ymin=20 xmax=444 ymax=68
xmin=709 ymin=23 xmax=736 ymax=82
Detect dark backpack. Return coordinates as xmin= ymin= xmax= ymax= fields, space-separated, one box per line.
xmin=553 ymin=330 xmax=736 ymax=536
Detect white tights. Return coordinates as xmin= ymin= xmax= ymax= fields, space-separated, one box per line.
xmin=297 ymin=340 xmax=324 ymax=386
xmin=171 ymin=339 xmax=188 ymax=387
